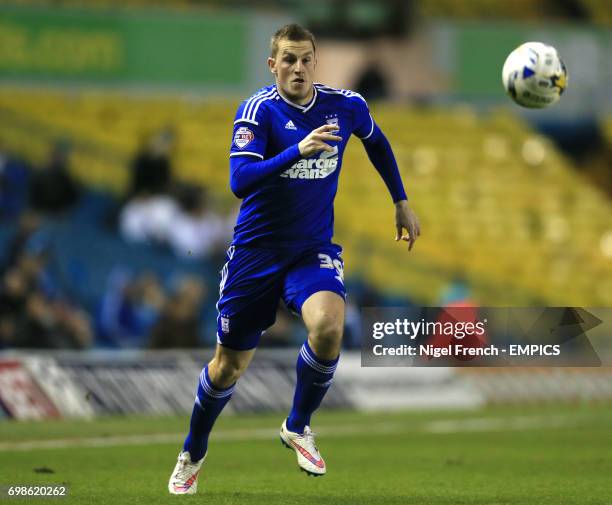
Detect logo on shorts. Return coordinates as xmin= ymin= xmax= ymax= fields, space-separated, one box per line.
xmin=221 ymin=316 xmax=230 ymax=333
xmin=234 ymin=127 xmax=254 ymax=149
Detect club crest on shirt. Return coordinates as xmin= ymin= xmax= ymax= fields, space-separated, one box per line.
xmin=325 ymin=114 xmax=339 ymax=128
xmin=234 ymin=126 xmax=254 ymax=149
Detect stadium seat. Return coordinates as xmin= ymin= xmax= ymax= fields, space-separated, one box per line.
xmin=1 ymin=89 xmax=610 ymax=306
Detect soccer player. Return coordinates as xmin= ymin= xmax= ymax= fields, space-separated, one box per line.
xmin=169 ymin=23 xmax=420 ymax=494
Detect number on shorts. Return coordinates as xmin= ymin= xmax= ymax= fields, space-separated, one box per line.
xmin=318 ymin=253 xmax=344 ymax=283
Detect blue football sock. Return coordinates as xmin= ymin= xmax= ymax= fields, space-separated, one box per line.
xmin=183 ymin=366 xmax=234 ymax=462
xmin=286 ymin=340 xmax=339 ymax=434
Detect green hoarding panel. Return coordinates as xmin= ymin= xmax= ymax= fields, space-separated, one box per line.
xmin=453 ymin=23 xmax=611 ymax=97
xmin=0 ymin=6 xmax=247 ymax=85
xmin=455 ymin=24 xmax=526 ymax=96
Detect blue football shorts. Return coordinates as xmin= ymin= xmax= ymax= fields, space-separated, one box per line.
xmin=215 ymin=243 xmax=346 ymax=350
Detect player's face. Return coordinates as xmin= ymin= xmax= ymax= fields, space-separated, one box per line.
xmin=268 ymin=39 xmax=316 ymax=105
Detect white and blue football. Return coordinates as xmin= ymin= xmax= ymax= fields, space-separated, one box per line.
xmin=502 ymin=42 xmax=568 ymax=109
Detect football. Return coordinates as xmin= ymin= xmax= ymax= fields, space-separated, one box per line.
xmin=502 ymin=42 xmax=568 ymax=108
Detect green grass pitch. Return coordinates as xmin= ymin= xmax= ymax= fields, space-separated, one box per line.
xmin=1 ymin=403 xmax=611 ymax=504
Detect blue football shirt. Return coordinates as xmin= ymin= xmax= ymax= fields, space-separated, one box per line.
xmin=229 ymin=84 xmax=374 ymax=249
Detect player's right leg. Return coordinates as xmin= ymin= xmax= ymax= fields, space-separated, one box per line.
xmin=168 ymin=245 xmax=286 ymax=495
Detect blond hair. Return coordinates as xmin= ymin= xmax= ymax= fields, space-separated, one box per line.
xmin=270 ymin=23 xmax=316 ymax=57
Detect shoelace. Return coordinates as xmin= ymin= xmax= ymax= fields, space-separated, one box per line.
xmin=175 ymin=459 xmax=198 ymax=481
xmin=301 ymin=429 xmax=319 ymax=451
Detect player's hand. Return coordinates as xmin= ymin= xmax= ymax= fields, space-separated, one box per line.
xmin=394 ymin=200 xmax=421 ymax=251
xmin=298 ymin=124 xmax=342 ymax=157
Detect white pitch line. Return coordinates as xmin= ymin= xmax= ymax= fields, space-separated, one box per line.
xmin=422 ymin=415 xmax=579 ymax=434
xmin=0 ymin=423 xmax=407 ymax=452
xmin=0 ymin=415 xmax=582 ymax=452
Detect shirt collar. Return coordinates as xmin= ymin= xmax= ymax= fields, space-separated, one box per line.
xmin=276 ymin=85 xmax=317 ymax=113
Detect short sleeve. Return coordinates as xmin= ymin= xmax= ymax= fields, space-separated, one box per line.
xmin=350 ymin=94 xmax=375 ymax=140
xmin=229 ymin=99 xmax=270 ymax=160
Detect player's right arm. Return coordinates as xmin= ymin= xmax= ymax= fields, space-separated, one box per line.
xmin=229 ymin=99 xmax=341 ymax=198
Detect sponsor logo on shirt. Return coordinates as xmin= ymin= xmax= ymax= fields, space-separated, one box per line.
xmin=280 ymin=146 xmax=338 ymax=180
xmin=234 ymin=127 xmax=254 ymax=149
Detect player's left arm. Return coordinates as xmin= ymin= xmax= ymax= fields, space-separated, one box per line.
xmin=352 ymin=96 xmax=421 ymax=251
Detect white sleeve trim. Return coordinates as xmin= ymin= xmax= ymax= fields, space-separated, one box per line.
xmin=234 ymin=118 xmax=259 ymax=126
xmin=356 ymin=114 xmax=375 ymax=140
xmin=230 ymin=151 xmax=264 ymax=159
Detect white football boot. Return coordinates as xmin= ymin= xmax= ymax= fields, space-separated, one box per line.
xmin=280 ymin=419 xmax=326 ymax=476
xmin=168 ymin=451 xmax=205 ymax=495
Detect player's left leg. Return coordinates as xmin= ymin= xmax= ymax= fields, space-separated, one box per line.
xmin=288 ymin=290 xmax=344 ymax=428
xmin=280 ymin=244 xmax=346 ymax=475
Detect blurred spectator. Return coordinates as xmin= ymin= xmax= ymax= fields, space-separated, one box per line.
xmin=0 ymin=259 xmax=93 ymax=350
xmin=0 ymin=268 xmax=28 ymax=349
xmin=149 ymin=276 xmax=206 ymax=348
xmin=119 ymin=182 xmax=232 ymax=260
xmin=0 ymin=150 xmax=29 ymax=220
xmin=96 ymin=269 xmax=165 ymax=348
xmin=3 ymin=211 xmax=42 ymax=271
xmin=29 ymin=140 xmax=80 ymax=215
xmin=20 ymin=291 xmax=92 ymax=349
xmin=119 ymin=193 xmax=179 ymax=244
xmin=167 ymin=184 xmax=231 ymax=260
xmin=354 ymin=61 xmax=390 ymax=102
xmin=128 ymin=127 xmax=175 ymax=198
xmin=0 ymin=313 xmax=18 ymax=349
xmin=120 ymin=127 xmax=180 ymax=245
